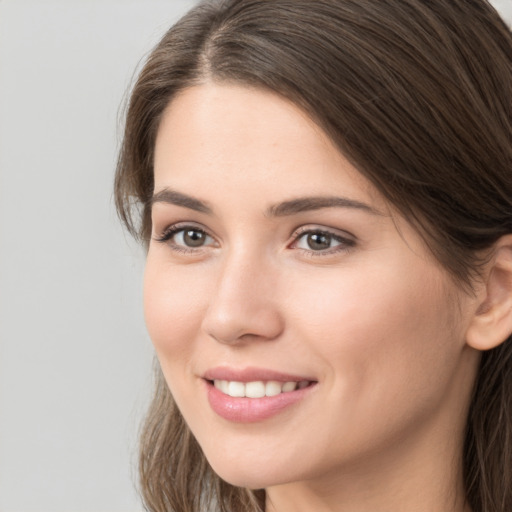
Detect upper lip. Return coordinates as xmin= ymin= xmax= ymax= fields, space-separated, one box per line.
xmin=203 ymin=366 xmax=316 ymax=383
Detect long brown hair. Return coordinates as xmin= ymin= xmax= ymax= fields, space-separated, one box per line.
xmin=115 ymin=1 xmax=512 ymax=511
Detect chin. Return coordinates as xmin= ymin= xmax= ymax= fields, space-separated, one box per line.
xmin=206 ymin=455 xmax=298 ymax=490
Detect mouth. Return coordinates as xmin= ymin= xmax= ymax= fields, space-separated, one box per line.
xmin=202 ymin=367 xmax=317 ymax=423
xmin=208 ymin=379 xmax=313 ymax=398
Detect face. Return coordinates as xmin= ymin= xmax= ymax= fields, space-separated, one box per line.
xmin=145 ymin=83 xmax=479 ymax=490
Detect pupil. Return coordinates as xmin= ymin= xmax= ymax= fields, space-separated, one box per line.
xmin=308 ymin=233 xmax=331 ymax=250
xmin=184 ymin=230 xmax=205 ymax=247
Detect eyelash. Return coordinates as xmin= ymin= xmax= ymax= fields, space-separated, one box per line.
xmin=291 ymin=227 xmax=356 ymax=257
xmin=154 ymin=224 xmax=356 ymax=257
xmin=154 ymin=224 xmax=214 ymax=254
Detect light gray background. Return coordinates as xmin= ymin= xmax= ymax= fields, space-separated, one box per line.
xmin=0 ymin=1 xmax=510 ymax=511
xmin=0 ymin=1 xmax=195 ymax=511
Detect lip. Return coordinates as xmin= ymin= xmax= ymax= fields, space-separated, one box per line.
xmin=202 ymin=366 xmax=317 ymax=423
xmin=203 ymin=366 xmax=316 ymax=383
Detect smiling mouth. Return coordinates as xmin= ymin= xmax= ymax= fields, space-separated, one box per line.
xmin=209 ymin=379 xmax=314 ymax=398
xmin=204 ymin=373 xmax=317 ymax=422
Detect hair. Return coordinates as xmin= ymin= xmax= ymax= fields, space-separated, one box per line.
xmin=114 ymin=1 xmax=512 ymax=511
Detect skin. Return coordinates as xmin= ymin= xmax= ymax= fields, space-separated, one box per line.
xmin=145 ymin=83 xmax=482 ymax=512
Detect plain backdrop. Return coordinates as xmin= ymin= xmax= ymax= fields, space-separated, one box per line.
xmin=0 ymin=1 xmax=510 ymax=511
xmin=0 ymin=1 xmax=195 ymax=511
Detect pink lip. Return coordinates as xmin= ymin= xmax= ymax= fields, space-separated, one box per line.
xmin=202 ymin=366 xmax=317 ymax=423
xmin=203 ymin=366 xmax=315 ymax=383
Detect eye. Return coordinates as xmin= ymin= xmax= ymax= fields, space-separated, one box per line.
xmin=175 ymin=228 xmax=211 ymax=248
xmin=155 ymin=224 xmax=216 ymax=251
xmin=292 ymin=228 xmax=355 ymax=254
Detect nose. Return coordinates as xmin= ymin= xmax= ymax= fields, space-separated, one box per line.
xmin=201 ymin=251 xmax=285 ymax=345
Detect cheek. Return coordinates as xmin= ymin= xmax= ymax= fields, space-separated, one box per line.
xmin=272 ymin=263 xmax=466 ymax=469
xmin=285 ymin=261 xmax=460 ymax=406
xmin=143 ymin=257 xmax=207 ymax=364
xmin=285 ymin=261 xmax=444 ymax=345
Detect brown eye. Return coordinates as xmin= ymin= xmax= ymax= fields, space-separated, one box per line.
xmin=293 ymin=229 xmax=355 ymax=254
xmin=156 ymin=226 xmax=216 ymax=250
xmin=183 ymin=229 xmax=207 ymax=247
xmin=306 ymin=232 xmax=332 ymax=251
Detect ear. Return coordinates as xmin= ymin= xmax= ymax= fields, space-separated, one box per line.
xmin=466 ymin=235 xmax=512 ymax=351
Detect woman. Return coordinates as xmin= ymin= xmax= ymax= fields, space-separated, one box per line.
xmin=115 ymin=1 xmax=512 ymax=511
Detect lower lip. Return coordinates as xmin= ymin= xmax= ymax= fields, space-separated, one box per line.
xmin=205 ymin=381 xmax=315 ymax=423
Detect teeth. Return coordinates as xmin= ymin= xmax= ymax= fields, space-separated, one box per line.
xmin=265 ymin=381 xmax=282 ymax=397
xmin=282 ymin=381 xmax=297 ymax=392
xmin=228 ymin=381 xmax=245 ymax=397
xmin=246 ymin=381 xmax=266 ymax=398
xmin=213 ymin=380 xmax=309 ymax=398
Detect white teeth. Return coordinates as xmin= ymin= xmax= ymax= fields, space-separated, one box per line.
xmin=213 ymin=380 xmax=306 ymax=397
xmin=245 ymin=381 xmax=266 ymax=398
xmin=228 ymin=381 xmax=245 ymax=397
xmin=265 ymin=381 xmax=282 ymax=397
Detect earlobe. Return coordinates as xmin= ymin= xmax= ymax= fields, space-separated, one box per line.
xmin=466 ymin=235 xmax=512 ymax=351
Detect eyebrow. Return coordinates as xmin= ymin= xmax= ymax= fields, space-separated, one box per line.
xmin=266 ymin=196 xmax=383 ymax=217
xmin=150 ymin=188 xmax=382 ymax=217
xmin=150 ymin=188 xmax=213 ymax=214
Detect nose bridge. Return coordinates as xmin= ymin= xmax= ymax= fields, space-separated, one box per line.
xmin=201 ymin=245 xmax=283 ymax=344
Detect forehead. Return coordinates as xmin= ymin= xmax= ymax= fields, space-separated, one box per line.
xmin=153 ymin=83 xmax=383 ymax=211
